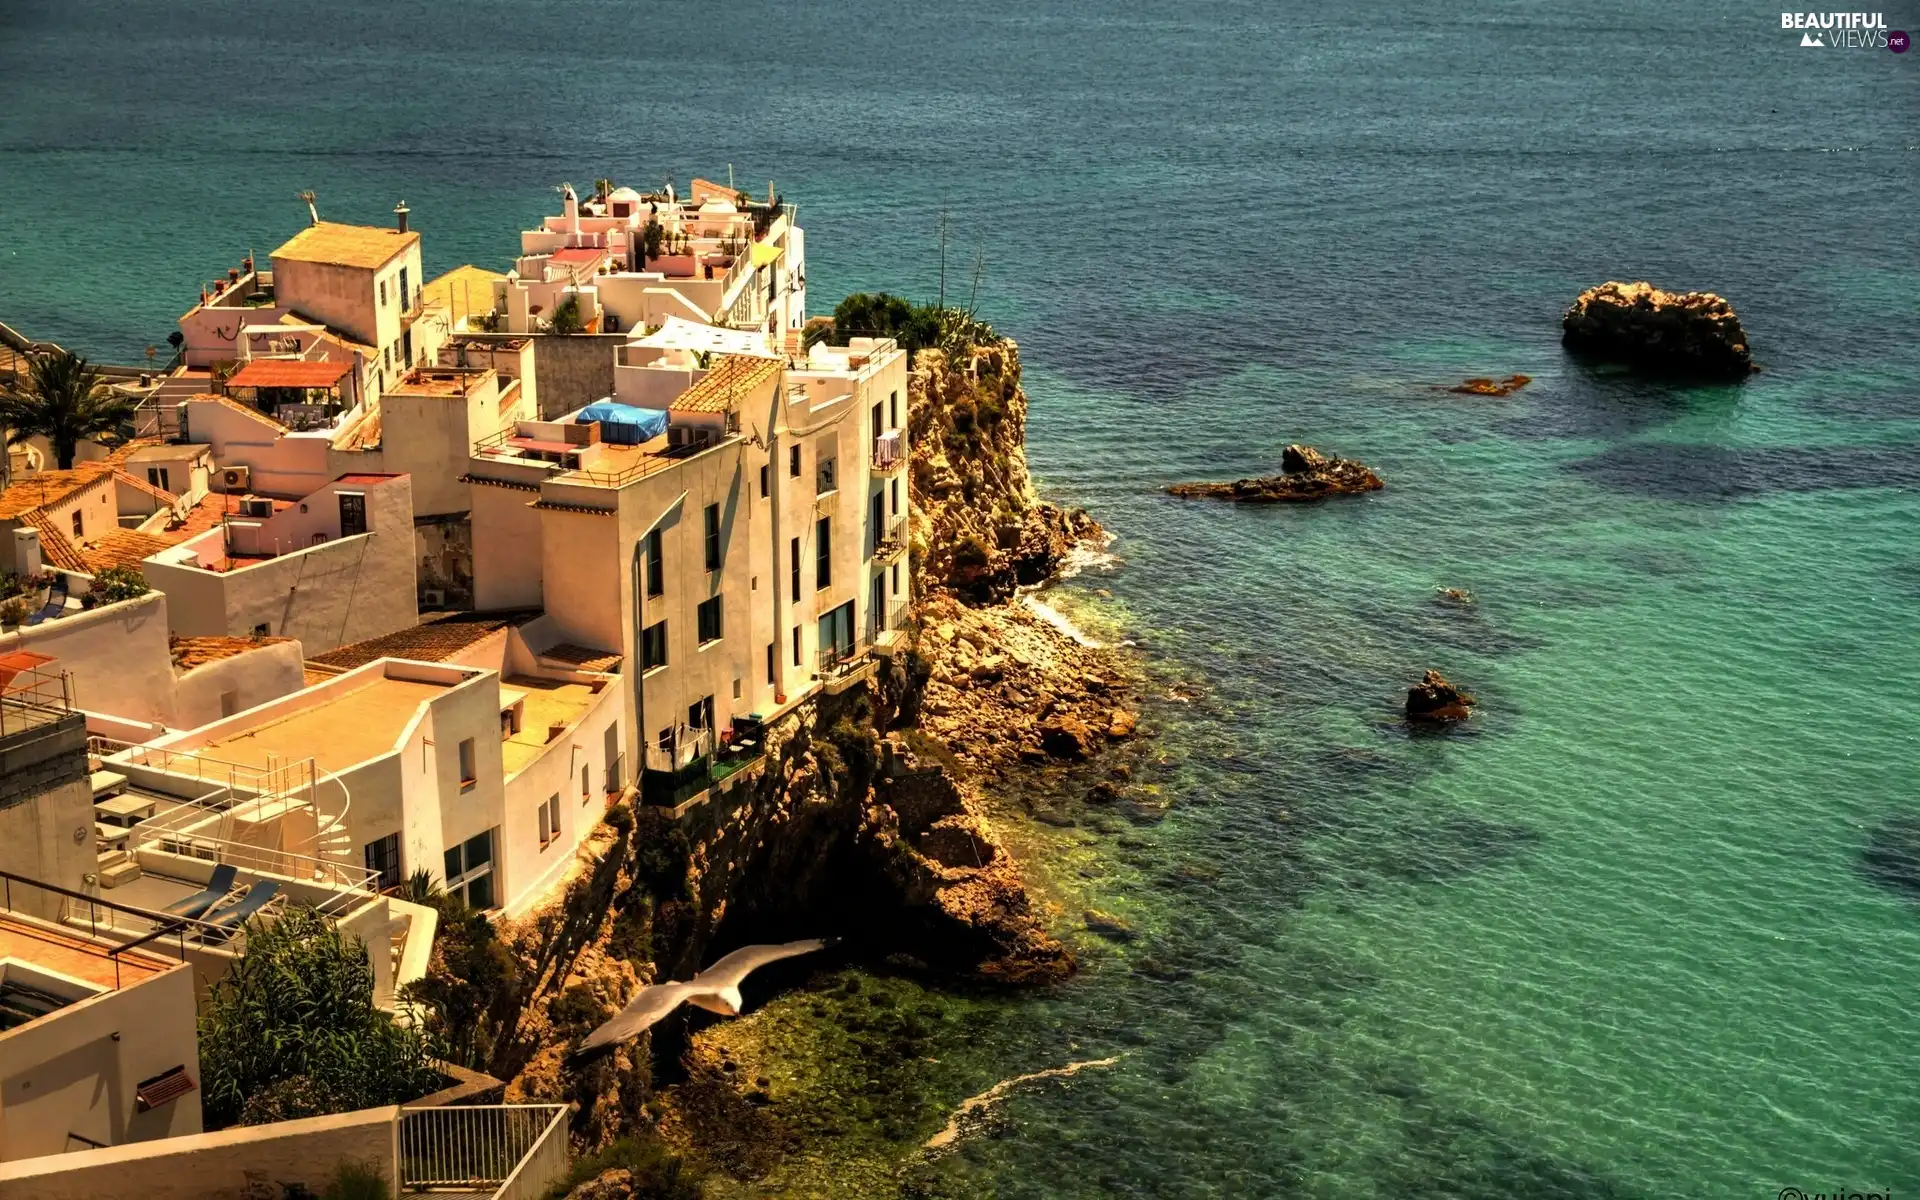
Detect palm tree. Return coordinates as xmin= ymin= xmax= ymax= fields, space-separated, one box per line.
xmin=0 ymin=349 xmax=136 ymax=470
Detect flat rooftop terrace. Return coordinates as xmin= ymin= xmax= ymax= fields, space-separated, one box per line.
xmin=502 ymin=675 xmax=601 ymax=775
xmin=0 ymin=914 xmax=170 ymax=993
xmin=198 ymin=676 xmax=451 ymax=774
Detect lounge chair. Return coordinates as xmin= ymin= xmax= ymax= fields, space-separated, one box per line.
xmin=160 ymin=864 xmax=237 ymax=921
xmin=200 ymin=879 xmax=280 ymax=940
xmin=26 ymin=575 xmax=67 ymax=625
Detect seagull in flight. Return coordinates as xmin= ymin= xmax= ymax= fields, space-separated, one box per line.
xmin=576 ymin=938 xmax=832 ymax=1054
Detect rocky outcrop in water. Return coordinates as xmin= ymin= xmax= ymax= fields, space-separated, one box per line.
xmin=1561 ymin=281 xmax=1755 ymax=378
xmin=1406 ymin=669 xmax=1475 ymax=722
xmin=1166 ymin=444 xmax=1384 ymax=502
xmin=1443 ymin=374 xmax=1531 ymax=396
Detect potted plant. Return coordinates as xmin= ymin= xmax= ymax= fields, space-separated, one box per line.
xmin=0 ymin=597 xmax=29 ymax=629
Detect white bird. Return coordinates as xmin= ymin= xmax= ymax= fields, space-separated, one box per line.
xmin=576 ymin=938 xmax=831 ymax=1053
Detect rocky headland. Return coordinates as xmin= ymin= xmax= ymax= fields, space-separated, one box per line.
xmin=1561 ymin=280 xmax=1755 ymax=378
xmin=1166 ymin=443 xmax=1384 ymax=502
xmin=406 ymin=329 xmax=1129 ymax=1190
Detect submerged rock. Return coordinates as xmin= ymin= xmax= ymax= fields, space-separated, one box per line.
xmin=1039 ymin=713 xmax=1095 ymax=760
xmin=1442 ymin=374 xmax=1532 ymax=397
xmin=1861 ymin=813 xmax=1920 ymax=898
xmin=1165 ymin=444 xmax=1384 ymax=503
xmin=1406 ymin=669 xmax=1475 ymax=722
xmin=1561 ymin=280 xmax=1755 ymax=378
xmin=1082 ymin=910 xmax=1135 ymax=942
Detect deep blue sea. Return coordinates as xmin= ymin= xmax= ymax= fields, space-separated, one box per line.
xmin=5 ymin=1 xmax=1919 ymax=1195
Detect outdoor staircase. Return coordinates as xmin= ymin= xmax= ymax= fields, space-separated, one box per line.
xmin=132 ymin=370 xmax=212 ymax=438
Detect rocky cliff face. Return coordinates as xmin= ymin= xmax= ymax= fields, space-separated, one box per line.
xmin=1561 ymin=280 xmax=1755 ymax=378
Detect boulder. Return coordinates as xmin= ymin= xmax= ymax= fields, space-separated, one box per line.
xmin=1038 ymin=714 xmax=1095 ymax=760
xmin=1167 ymin=444 xmax=1383 ymax=503
xmin=1406 ymin=670 xmax=1475 ymax=722
xmin=1561 ymin=281 xmax=1755 ymax=378
xmin=1443 ymin=374 xmax=1531 ymax=396
xmin=1106 ymin=709 xmax=1138 ymax=739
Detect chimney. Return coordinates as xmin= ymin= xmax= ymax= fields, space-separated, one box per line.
xmin=394 ymin=200 xmax=411 ymax=234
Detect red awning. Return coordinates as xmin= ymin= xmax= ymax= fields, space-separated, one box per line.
xmin=226 ymin=359 xmax=353 ymax=390
xmin=551 ymin=247 xmax=605 ymax=265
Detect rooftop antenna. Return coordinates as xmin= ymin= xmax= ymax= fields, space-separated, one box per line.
xmin=298 ymin=190 xmax=320 ymax=226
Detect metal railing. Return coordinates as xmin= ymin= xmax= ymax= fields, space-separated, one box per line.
xmin=875 ymin=516 xmax=908 ymax=561
xmin=0 ymin=868 xmax=236 ymax=982
xmin=0 ymin=665 xmax=73 ymax=738
xmin=816 ymin=636 xmax=871 ymax=681
xmin=399 ymin=1104 xmax=570 ymax=1195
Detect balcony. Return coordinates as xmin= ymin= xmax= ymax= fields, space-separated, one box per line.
xmin=871 ymin=429 xmax=905 ymax=472
xmin=875 ymin=516 xmax=908 ymax=562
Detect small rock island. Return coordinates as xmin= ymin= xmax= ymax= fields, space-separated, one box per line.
xmin=1561 ymin=280 xmax=1755 ymax=378
xmin=1406 ymin=670 xmax=1475 ymax=722
xmin=1166 ymin=444 xmax=1384 ymax=503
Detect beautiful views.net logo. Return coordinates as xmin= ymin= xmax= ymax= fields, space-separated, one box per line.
xmin=1781 ymin=11 xmax=1908 ymax=49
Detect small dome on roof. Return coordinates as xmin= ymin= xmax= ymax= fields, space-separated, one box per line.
xmin=608 ymin=187 xmax=642 ymax=204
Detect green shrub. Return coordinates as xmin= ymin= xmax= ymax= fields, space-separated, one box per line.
xmin=198 ymin=906 xmax=442 ymax=1129
xmin=543 ymin=1135 xmax=699 ymax=1200
xmin=952 ymin=533 xmax=992 ymax=570
xmin=549 ymin=295 xmax=585 ymax=335
xmin=399 ymin=885 xmax=519 ymax=1071
xmin=91 ymin=565 xmax=148 ymax=603
xmin=0 ymin=598 xmax=27 ymax=627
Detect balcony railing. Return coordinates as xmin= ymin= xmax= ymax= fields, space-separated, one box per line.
xmin=816 ymin=636 xmax=871 ymax=682
xmin=399 ymin=1104 xmax=570 ymax=1197
xmin=875 ymin=516 xmax=908 ymax=561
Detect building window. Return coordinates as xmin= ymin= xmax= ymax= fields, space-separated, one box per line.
xmin=457 ymin=738 xmax=477 ymax=785
xmin=70 ymin=509 xmax=82 ymax=536
xmin=890 ymin=390 xmax=899 ymax=430
xmin=642 ymin=620 xmax=668 ymax=670
xmin=581 ymin=764 xmax=591 ymax=803
xmin=703 ymin=503 xmax=721 ymax=570
xmin=380 ymin=278 xmax=388 ymax=306
xmin=443 ymin=829 xmax=496 ymax=910
xmin=364 ymin=833 xmax=402 ymax=891
xmin=252 ymin=622 xmax=271 ymax=637
xmin=539 ymin=793 xmax=561 ymax=847
xmin=688 ymin=695 xmax=713 ymax=733
xmin=697 ymin=596 xmax=723 ymax=644
xmin=766 ymin=643 xmax=775 ymax=684
xmin=759 ymin=464 xmax=770 ymax=498
xmin=147 ymin=466 xmax=170 ymax=492
xmin=790 ymin=537 xmax=800 ymax=602
xmin=890 ymin=477 xmax=899 ymax=517
xmin=792 ymin=626 xmax=801 ymax=666
xmin=789 ymin=445 xmax=800 ymax=477
xmin=816 ymin=517 xmax=832 ymax=589
xmin=816 ymin=455 xmax=837 ymax=494
xmin=399 ymin=266 xmax=410 ymax=308
xmin=892 ymin=562 xmax=900 ymax=596
xmin=645 ymin=529 xmax=663 ymax=596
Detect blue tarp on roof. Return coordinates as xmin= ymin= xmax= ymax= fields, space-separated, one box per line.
xmin=576 ymin=401 xmax=668 ymax=445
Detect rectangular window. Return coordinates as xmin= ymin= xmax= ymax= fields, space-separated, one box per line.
xmin=890 ymin=390 xmax=899 ymax=430
xmin=697 ymin=596 xmax=722 ymax=644
xmin=790 ymin=537 xmax=800 ymax=602
xmin=789 ymin=444 xmax=801 ymax=477
xmin=147 ymin=466 xmax=170 ymax=491
xmin=892 ymin=562 xmax=900 ymax=596
xmin=816 ymin=517 xmax=832 ymax=589
xmin=871 ymin=400 xmax=883 ymax=452
xmin=380 ymin=278 xmax=388 ymax=306
xmin=443 ymin=828 xmax=496 ymax=910
xmin=891 ymin=477 xmax=899 ymax=517
xmin=364 ymin=833 xmax=402 ymax=891
xmin=582 ymin=764 xmax=591 ymax=802
xmin=252 ymin=622 xmax=271 ymax=637
xmin=338 ymin=492 xmax=367 ymax=537
xmin=70 ymin=509 xmax=82 ymax=536
xmin=457 ymin=738 xmax=477 ymax=785
xmin=792 ymin=626 xmax=801 ymax=666
xmin=539 ymin=793 xmax=560 ymax=846
xmin=688 ymin=696 xmax=713 ymax=731
xmin=645 ymin=529 xmax=663 ymax=596
xmin=869 ymin=491 xmax=884 ymax=557
xmin=399 ymin=266 xmax=410 ymax=308
xmin=703 ymin=503 xmax=721 ymax=570
xmin=641 ymin=620 xmax=668 ymax=670
xmin=817 ymin=455 xmax=836 ymax=494
xmin=766 ymin=643 xmax=775 ymax=684
xmin=759 ymin=463 xmax=770 ymax=498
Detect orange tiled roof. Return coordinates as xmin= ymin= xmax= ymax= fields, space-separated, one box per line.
xmin=673 ymin=354 xmax=781 ymax=414
xmin=19 ymin=509 xmax=86 ymax=572
xmin=103 ymin=438 xmax=162 ymax=466
xmin=540 ymin=643 xmax=623 ymax=672
xmin=110 ymin=468 xmax=178 ymax=506
xmin=308 ymin=609 xmax=541 ymax=671
xmin=273 ymin=221 xmax=419 ymax=270
xmin=0 ymin=465 xmax=115 ymax=520
xmin=76 ymin=528 xmax=174 ymax=573
xmin=170 ymin=634 xmax=291 ymax=671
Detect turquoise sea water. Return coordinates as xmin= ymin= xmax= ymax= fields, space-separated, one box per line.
xmin=5 ymin=1 xmax=1919 ymax=1194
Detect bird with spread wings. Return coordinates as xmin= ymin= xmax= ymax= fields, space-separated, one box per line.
xmin=576 ymin=938 xmax=832 ymax=1054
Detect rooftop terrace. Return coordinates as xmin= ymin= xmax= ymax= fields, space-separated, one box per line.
xmin=197 ymin=675 xmax=454 ymax=775
xmin=501 ymin=675 xmax=604 ymax=775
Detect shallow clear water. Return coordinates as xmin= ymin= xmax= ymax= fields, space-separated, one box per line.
xmin=5 ymin=1 xmax=1919 ymax=1194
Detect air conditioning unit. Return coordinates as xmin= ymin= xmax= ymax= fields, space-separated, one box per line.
xmin=220 ymin=465 xmax=250 ymax=492
xmin=241 ymin=496 xmax=274 ymax=519
xmin=421 ymin=588 xmax=445 ymax=608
